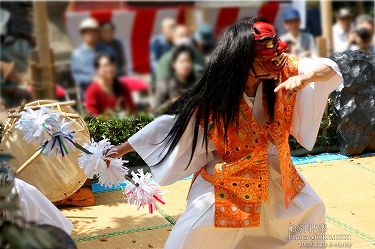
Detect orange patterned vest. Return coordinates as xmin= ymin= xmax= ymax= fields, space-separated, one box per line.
xmin=196 ymin=55 xmax=305 ymax=228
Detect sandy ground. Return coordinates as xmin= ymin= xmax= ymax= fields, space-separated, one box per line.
xmin=62 ymin=156 xmax=375 ymax=249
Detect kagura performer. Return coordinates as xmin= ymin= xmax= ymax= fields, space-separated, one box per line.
xmin=113 ymin=18 xmax=343 ymax=249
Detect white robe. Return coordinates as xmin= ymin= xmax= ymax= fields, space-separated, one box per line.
xmin=14 ymin=178 xmax=73 ymax=235
xmin=128 ymin=57 xmax=343 ymax=249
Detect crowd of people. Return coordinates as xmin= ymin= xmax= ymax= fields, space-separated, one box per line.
xmin=69 ymin=15 xmax=215 ymax=116
xmin=281 ymin=7 xmax=374 ymax=56
xmin=1 ymin=7 xmax=374 ymax=119
xmin=68 ymin=7 xmax=374 ymax=117
xmin=333 ymin=8 xmax=374 ymax=53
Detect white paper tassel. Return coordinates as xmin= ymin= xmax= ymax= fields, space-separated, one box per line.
xmin=124 ymin=169 xmax=166 ymax=213
xmin=77 ymin=139 xmax=107 ymax=179
xmin=98 ymin=158 xmax=129 ymax=188
xmin=15 ymin=107 xmax=60 ymax=145
xmin=42 ymin=121 xmax=76 ymax=157
xmin=77 ymin=139 xmax=129 ymax=187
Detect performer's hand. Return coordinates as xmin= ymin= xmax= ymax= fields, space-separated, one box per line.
xmin=274 ymin=64 xmax=337 ymax=98
xmin=108 ymin=141 xmax=134 ymax=159
xmin=105 ymin=142 xmax=134 ymax=167
xmin=274 ymin=74 xmax=312 ymax=98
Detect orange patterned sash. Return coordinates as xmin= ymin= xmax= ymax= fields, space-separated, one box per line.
xmin=198 ymin=55 xmax=305 ymax=228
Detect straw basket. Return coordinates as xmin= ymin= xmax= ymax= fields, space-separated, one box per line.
xmin=0 ymin=100 xmax=90 ymax=202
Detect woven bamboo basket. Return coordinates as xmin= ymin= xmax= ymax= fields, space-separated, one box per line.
xmin=0 ymin=100 xmax=90 ymax=202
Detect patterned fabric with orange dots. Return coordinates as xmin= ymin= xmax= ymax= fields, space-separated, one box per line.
xmin=198 ymin=55 xmax=305 ymax=228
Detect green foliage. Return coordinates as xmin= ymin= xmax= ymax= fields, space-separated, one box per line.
xmin=85 ymin=112 xmax=155 ymax=166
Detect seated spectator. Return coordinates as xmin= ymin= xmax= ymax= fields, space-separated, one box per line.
xmin=85 ymin=53 xmax=136 ymax=116
xmin=150 ymin=18 xmax=176 ymax=81
xmin=192 ymin=23 xmax=215 ymax=60
xmin=70 ymin=17 xmax=99 ymax=98
xmin=333 ymin=8 xmax=353 ymax=53
xmin=96 ymin=21 xmax=126 ymax=76
xmin=153 ymin=45 xmax=196 ymax=114
xmin=280 ymin=8 xmax=315 ymax=57
xmin=156 ymin=25 xmax=205 ymax=82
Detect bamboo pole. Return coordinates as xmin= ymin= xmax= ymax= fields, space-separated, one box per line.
xmin=320 ymin=0 xmax=333 ymax=56
xmin=8 ymin=100 xmax=76 ymax=113
xmin=319 ymin=1 xmax=333 ymax=136
xmin=356 ymin=1 xmax=364 ymax=15
xmin=316 ymin=36 xmax=327 ymax=57
xmin=8 ymin=112 xmax=80 ymax=119
xmin=0 ymin=101 xmax=26 ymax=147
xmin=32 ymin=1 xmax=56 ymax=99
xmin=16 ymin=148 xmax=43 ymax=175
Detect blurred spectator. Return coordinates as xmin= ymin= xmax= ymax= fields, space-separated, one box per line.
xmin=85 ymin=53 xmax=135 ymax=116
xmin=350 ymin=28 xmax=374 ymax=54
xmin=0 ymin=8 xmax=11 ymax=43
xmin=333 ymin=8 xmax=353 ymax=53
xmin=351 ymin=14 xmax=375 ymax=54
xmin=284 ymin=40 xmax=296 ymax=55
xmin=280 ymin=8 xmax=315 ymax=57
xmin=171 ymin=24 xmax=190 ymax=44
xmin=70 ymin=17 xmax=99 ymax=98
xmin=56 ymin=85 xmax=67 ymax=101
xmin=192 ymin=23 xmax=215 ymax=60
xmin=156 ymin=25 xmax=205 ymax=82
xmin=96 ymin=22 xmax=126 ymax=75
xmin=0 ymin=61 xmax=32 ymax=109
xmin=149 ymin=18 xmax=176 ymax=79
xmin=153 ymin=45 xmax=196 ymax=114
xmin=355 ymin=14 xmax=374 ymax=35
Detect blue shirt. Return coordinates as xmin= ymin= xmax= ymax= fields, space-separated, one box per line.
xmin=70 ymin=43 xmax=96 ymax=86
xmin=149 ymin=34 xmax=173 ymax=74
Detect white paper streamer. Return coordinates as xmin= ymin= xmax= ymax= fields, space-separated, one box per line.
xmin=77 ymin=139 xmax=129 ymax=187
xmin=15 ymin=107 xmax=60 ymax=145
xmin=98 ymin=158 xmax=129 ymax=188
xmin=124 ymin=169 xmax=166 ymax=213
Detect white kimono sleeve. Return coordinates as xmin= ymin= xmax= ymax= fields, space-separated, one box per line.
xmin=14 ymin=179 xmax=73 ymax=235
xmin=290 ymin=57 xmax=343 ymax=150
xmin=128 ymin=114 xmax=216 ymax=185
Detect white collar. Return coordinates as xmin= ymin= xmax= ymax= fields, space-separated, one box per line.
xmin=243 ymin=82 xmax=263 ymax=109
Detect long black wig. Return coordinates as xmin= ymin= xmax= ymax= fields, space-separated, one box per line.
xmin=154 ymin=17 xmax=277 ymax=169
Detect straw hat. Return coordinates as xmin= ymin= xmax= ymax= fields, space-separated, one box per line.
xmin=337 ymin=8 xmax=352 ymax=18
xmin=79 ymin=17 xmax=99 ymax=31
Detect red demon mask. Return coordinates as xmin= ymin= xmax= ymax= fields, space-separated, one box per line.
xmin=250 ymin=21 xmax=288 ymax=77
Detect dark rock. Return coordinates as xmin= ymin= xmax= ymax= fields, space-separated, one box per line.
xmin=330 ymin=50 xmax=375 ymax=155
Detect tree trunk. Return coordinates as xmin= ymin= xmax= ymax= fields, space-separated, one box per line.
xmin=31 ymin=1 xmax=55 ymax=99
xmin=320 ymin=0 xmax=333 ymax=56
